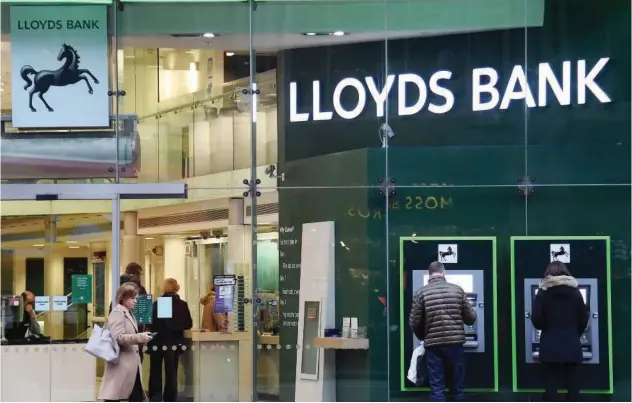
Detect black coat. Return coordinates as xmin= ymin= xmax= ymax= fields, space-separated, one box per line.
xmin=149 ymin=293 xmax=193 ymax=347
xmin=531 ymin=275 xmax=589 ymax=363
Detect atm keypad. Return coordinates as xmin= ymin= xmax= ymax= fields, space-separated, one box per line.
xmin=534 ymin=330 xmax=541 ymax=342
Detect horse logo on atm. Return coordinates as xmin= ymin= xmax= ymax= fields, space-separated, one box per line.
xmin=550 ymin=243 xmax=570 ymax=263
xmin=438 ymin=244 xmax=458 ymax=264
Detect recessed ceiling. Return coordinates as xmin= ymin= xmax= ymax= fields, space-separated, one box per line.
xmin=118 ymin=28 xmax=481 ymax=52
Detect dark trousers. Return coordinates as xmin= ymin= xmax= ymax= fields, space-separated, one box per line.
xmin=542 ymin=363 xmax=580 ymax=401
xmin=426 ymin=344 xmax=466 ymax=402
xmin=149 ymin=349 xmax=180 ymax=402
xmin=104 ymin=369 xmax=143 ymax=402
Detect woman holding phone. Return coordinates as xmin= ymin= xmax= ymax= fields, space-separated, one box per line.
xmin=99 ymin=282 xmax=154 ymax=402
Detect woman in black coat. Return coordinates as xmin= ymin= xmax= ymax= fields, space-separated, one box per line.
xmin=531 ymin=261 xmax=589 ymax=401
xmin=148 ymin=278 xmax=193 ymax=402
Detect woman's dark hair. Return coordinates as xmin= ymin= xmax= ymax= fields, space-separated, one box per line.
xmin=544 ymin=261 xmax=571 ymax=277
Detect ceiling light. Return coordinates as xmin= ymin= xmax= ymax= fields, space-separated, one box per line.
xmin=69 ymin=246 xmax=80 ymax=249
xmin=202 ymin=33 xmax=216 ymax=38
xmin=146 ymin=237 xmax=154 ymax=240
xmin=331 ymin=31 xmax=347 ymax=36
xmin=33 ymin=244 xmax=44 ymax=247
xmin=66 ymin=240 xmax=78 ymax=244
xmin=226 ymin=52 xmax=235 ymax=57
xmin=303 ymin=32 xmax=317 ymax=36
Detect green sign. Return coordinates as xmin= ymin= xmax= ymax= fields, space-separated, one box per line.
xmin=133 ymin=294 xmax=153 ymax=324
xmin=71 ymin=274 xmax=93 ymax=303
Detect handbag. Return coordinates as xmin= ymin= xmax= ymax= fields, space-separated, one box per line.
xmin=84 ymin=323 xmax=120 ymax=363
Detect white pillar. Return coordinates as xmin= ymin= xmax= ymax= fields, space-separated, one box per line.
xmin=164 ymin=238 xmax=187 ymax=300
xmin=47 ymin=251 xmax=65 ymax=340
xmin=122 ymin=212 xmax=143 ymax=271
xmin=227 ymin=198 xmax=251 ymax=270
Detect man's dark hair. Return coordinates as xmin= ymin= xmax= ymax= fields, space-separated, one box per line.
xmin=428 ymin=261 xmax=445 ymax=275
xmin=120 ymin=273 xmax=139 ymax=286
xmin=544 ymin=261 xmax=571 ymax=277
xmin=125 ymin=262 xmax=143 ymax=277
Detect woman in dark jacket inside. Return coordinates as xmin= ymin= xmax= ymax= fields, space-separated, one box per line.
xmin=531 ymin=261 xmax=589 ymax=401
xmin=148 ymin=278 xmax=193 ymax=402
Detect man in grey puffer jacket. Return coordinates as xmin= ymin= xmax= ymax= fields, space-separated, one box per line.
xmin=409 ymin=261 xmax=477 ymax=401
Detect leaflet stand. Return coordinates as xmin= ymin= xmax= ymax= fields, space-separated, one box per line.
xmin=294 ymin=221 xmax=336 ymax=402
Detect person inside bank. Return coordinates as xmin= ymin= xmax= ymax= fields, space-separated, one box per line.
xmin=99 ymin=282 xmax=154 ymax=402
xmin=148 ymin=278 xmax=193 ymax=402
xmin=3 ymin=291 xmax=44 ymax=341
xmin=531 ymin=261 xmax=589 ymax=402
xmin=200 ymin=286 xmax=229 ymax=332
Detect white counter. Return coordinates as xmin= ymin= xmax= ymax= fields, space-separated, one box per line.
xmin=185 ymin=330 xmax=252 ymax=402
xmin=1 ymin=342 xmax=96 ymax=402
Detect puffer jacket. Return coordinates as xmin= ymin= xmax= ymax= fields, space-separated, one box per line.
xmin=409 ymin=276 xmax=477 ymax=347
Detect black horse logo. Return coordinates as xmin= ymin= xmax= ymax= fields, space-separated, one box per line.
xmin=551 ymin=246 xmax=569 ymax=261
xmin=20 ymin=43 xmax=99 ymax=112
xmin=439 ymin=246 xmax=457 ymax=261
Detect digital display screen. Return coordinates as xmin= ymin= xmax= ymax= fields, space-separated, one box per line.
xmin=423 ymin=274 xmax=474 ymax=293
xmin=156 ymin=296 xmax=173 ymax=319
xmin=579 ymin=288 xmax=587 ymax=304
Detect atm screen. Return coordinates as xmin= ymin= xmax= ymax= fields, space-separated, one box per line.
xmin=423 ymin=274 xmax=474 ymax=293
xmin=579 ymin=288 xmax=587 ymax=304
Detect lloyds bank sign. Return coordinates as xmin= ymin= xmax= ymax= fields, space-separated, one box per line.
xmin=289 ymin=58 xmax=611 ymax=123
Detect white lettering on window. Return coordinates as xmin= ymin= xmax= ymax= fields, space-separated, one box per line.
xmin=332 ymin=78 xmax=366 ymax=120
xmin=398 ymin=74 xmax=427 ymax=116
xmin=500 ymin=65 xmax=536 ymax=110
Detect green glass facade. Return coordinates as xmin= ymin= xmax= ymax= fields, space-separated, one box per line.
xmin=1 ymin=0 xmax=629 ymax=401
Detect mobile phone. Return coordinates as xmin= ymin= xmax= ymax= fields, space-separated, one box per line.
xmin=149 ymin=332 xmax=158 ymax=337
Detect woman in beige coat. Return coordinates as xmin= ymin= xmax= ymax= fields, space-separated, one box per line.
xmin=99 ymin=282 xmax=153 ymax=402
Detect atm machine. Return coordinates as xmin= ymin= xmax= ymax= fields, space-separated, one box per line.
xmin=524 ymin=278 xmax=599 ymax=364
xmin=415 ymin=270 xmax=485 ymax=354
xmin=511 ymin=236 xmax=612 ymax=394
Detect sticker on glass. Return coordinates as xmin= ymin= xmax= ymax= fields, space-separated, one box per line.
xmin=550 ymin=243 xmax=570 ymax=263
xmin=438 ymin=244 xmax=458 ymax=263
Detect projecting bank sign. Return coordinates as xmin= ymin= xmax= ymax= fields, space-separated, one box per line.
xmin=10 ymin=6 xmax=109 ymax=128
xmin=289 ymin=58 xmax=611 ymax=122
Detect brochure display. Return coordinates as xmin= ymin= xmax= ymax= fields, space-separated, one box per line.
xmin=510 ymin=236 xmax=613 ymax=394
xmin=295 ymin=221 xmax=335 ymax=402
xmin=399 ymin=237 xmax=498 ymax=392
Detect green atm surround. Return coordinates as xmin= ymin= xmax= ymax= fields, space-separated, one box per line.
xmin=510 ymin=236 xmax=614 ymax=395
xmin=399 ymin=236 xmax=499 ymax=393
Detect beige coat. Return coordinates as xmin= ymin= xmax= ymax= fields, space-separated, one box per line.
xmin=98 ymin=304 xmax=146 ymax=401
xmin=200 ymin=291 xmax=228 ymax=332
